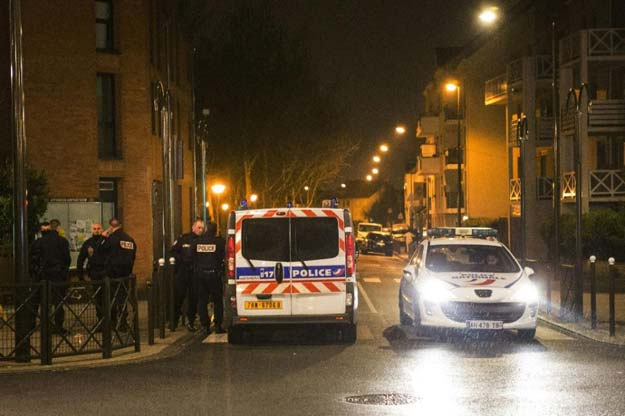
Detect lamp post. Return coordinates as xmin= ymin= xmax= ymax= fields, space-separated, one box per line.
xmin=565 ymin=84 xmax=589 ymax=322
xmin=153 ymin=81 xmax=173 ymax=258
xmin=445 ymin=81 xmax=464 ymax=226
xmin=517 ymin=114 xmax=529 ymax=266
xmin=304 ymin=185 xmax=310 ymax=206
xmin=211 ymin=183 xmax=226 ymax=233
xmin=197 ymin=109 xmax=210 ymax=224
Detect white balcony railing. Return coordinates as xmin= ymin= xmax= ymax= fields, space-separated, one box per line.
xmin=510 ymin=178 xmax=521 ymax=201
xmin=590 ymin=169 xmax=625 ymax=199
xmin=562 ymin=171 xmax=576 ymax=200
xmin=537 ymin=177 xmax=554 ymax=200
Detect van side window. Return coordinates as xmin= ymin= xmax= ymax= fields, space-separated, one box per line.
xmin=242 ymin=218 xmax=290 ymax=261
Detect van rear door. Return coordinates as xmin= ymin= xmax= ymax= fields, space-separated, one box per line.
xmin=236 ymin=211 xmax=292 ymax=317
xmin=289 ymin=209 xmax=347 ymax=315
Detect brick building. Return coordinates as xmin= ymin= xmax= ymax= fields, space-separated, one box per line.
xmin=1 ymin=0 xmax=196 ymax=285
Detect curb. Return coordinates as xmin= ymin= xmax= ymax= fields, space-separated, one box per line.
xmin=538 ymin=314 xmax=625 ymax=347
xmin=0 ymin=330 xmax=199 ymax=375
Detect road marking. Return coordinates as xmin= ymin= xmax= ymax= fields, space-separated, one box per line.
xmin=363 ymin=277 xmax=381 ymax=283
xmin=394 ymin=278 xmax=401 ymax=283
xmin=357 ymin=281 xmax=378 ymax=314
xmin=202 ymin=333 xmax=228 ymax=344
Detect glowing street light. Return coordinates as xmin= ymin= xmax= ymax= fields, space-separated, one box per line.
xmin=340 ymin=183 xmax=347 ymax=188
xmin=211 ymin=183 xmax=226 ymax=194
xmin=379 ymin=144 xmax=389 ymax=153
xmin=366 ymin=175 xmax=373 ymax=182
xmin=221 ymin=203 xmax=230 ymax=211
xmin=373 ymin=155 xmax=381 ymax=163
xmin=445 ymin=82 xmax=459 ymax=92
xmin=304 ymin=185 xmax=310 ymax=191
xmin=478 ymin=7 xmax=499 ymax=25
xmin=372 ymin=168 xmax=379 ymax=175
xmin=395 ymin=125 xmax=406 ymax=135
xmin=250 ymin=193 xmax=258 ymax=203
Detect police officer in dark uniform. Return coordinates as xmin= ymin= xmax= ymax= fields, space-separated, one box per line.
xmin=76 ymin=223 xmax=107 ymax=326
xmin=29 ymin=220 xmax=71 ymax=335
xmin=99 ymin=218 xmax=136 ymax=328
xmin=170 ymin=219 xmax=205 ymax=331
xmin=193 ymin=221 xmax=226 ymax=335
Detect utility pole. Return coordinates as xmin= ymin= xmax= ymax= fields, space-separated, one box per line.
xmin=551 ymin=18 xmax=561 ymax=312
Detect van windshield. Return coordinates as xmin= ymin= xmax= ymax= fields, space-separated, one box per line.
xmin=241 ymin=217 xmax=339 ymax=262
xmin=359 ymin=224 xmax=381 ymax=232
xmin=425 ymin=244 xmax=520 ymax=273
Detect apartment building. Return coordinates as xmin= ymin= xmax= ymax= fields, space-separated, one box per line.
xmin=407 ymin=0 xmax=625 ymax=260
xmin=1 ymin=0 xmax=195 ymax=284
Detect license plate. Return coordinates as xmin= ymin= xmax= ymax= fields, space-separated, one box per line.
xmin=244 ymin=300 xmax=283 ymax=310
xmin=466 ymin=320 xmax=503 ymax=330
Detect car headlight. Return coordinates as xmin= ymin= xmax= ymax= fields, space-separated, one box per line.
xmin=419 ymin=279 xmax=455 ymax=303
xmin=512 ymin=282 xmax=539 ymax=304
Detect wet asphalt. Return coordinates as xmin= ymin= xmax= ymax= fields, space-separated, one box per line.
xmin=2 ymin=254 xmax=625 ymax=416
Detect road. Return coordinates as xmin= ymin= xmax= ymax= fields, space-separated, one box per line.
xmin=3 ymin=254 xmax=625 ymax=416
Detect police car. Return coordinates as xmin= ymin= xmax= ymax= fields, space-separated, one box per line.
xmin=398 ymin=227 xmax=538 ymax=340
xmin=224 ymin=203 xmax=358 ymax=344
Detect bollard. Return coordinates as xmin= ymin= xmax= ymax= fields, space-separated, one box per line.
xmin=40 ymin=280 xmax=51 ymax=365
xmin=130 ymin=276 xmax=140 ymax=353
xmin=158 ymin=258 xmax=166 ymax=339
xmin=589 ymin=256 xmax=597 ymax=329
xmin=102 ymin=277 xmax=112 ymax=359
xmin=608 ymin=257 xmax=616 ymax=337
xmin=168 ymin=257 xmax=177 ymax=331
xmin=546 ymin=262 xmax=552 ymax=315
xmin=147 ymin=281 xmax=155 ymax=346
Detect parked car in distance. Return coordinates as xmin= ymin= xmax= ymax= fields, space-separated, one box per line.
xmin=360 ymin=231 xmax=394 ymax=256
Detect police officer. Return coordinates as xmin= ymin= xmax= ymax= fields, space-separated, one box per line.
xmin=76 ymin=223 xmax=106 ymax=280
xmin=193 ymin=221 xmax=226 ymax=335
xmin=99 ymin=218 xmax=136 ymax=329
xmin=171 ymin=219 xmax=204 ymax=331
xmin=29 ymin=220 xmax=71 ymax=335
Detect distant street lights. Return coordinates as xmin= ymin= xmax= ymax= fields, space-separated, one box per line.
xmin=211 ymin=183 xmax=226 ymax=233
xmin=250 ymin=193 xmax=258 ymax=203
xmin=395 ymin=125 xmax=406 ymax=135
xmin=478 ymin=7 xmax=499 ymax=24
xmin=444 ymin=81 xmax=464 ymax=226
xmin=366 ymin=175 xmax=373 ymax=182
xmin=372 ymin=168 xmax=379 ymax=175
xmin=373 ymin=155 xmax=381 ymax=163
xmin=379 ymin=144 xmax=389 ymax=153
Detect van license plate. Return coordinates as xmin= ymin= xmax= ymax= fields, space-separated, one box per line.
xmin=244 ymin=301 xmax=283 ymax=310
xmin=466 ymin=320 xmax=503 ymax=330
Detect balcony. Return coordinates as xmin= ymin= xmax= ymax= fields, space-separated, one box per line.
xmin=537 ymin=177 xmax=554 ymax=200
xmin=484 ymin=73 xmax=507 ymax=105
xmin=589 ymin=99 xmax=625 ymax=133
xmin=417 ymin=156 xmax=441 ymax=176
xmin=560 ymin=28 xmax=625 ymax=65
xmin=561 ymin=171 xmax=576 ymax=201
xmin=536 ymin=117 xmax=555 ymax=143
xmin=418 ymin=116 xmax=440 ymax=136
xmin=444 ymin=148 xmax=463 ymax=166
xmin=589 ymin=169 xmax=625 ymax=200
xmin=509 ymin=178 xmax=521 ymax=201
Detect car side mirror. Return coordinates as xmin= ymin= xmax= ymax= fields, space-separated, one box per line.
xmin=524 ymin=266 xmax=535 ymax=277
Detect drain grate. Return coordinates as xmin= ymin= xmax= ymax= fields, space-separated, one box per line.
xmin=345 ymin=393 xmax=418 ymax=406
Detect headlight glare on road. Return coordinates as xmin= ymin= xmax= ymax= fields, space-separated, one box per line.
xmin=419 ymin=279 xmax=454 ymax=303
xmin=512 ymin=282 xmax=539 ymax=304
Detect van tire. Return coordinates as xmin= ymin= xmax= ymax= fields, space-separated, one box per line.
xmin=340 ymin=324 xmax=357 ymax=343
xmin=227 ymin=326 xmax=244 ymax=344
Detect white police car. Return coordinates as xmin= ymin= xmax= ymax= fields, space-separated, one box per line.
xmin=398 ymin=227 xmax=538 ymax=340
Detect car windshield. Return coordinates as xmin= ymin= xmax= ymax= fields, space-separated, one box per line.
xmin=425 ymin=244 xmax=520 ymax=273
xmin=359 ymin=224 xmax=381 ymax=232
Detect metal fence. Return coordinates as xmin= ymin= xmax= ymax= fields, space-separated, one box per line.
xmin=0 ymin=275 xmax=139 ymax=365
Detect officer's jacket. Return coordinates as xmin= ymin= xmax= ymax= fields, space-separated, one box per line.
xmin=193 ymin=235 xmax=225 ymax=274
xmin=29 ymin=230 xmax=71 ymax=281
xmin=76 ymin=235 xmax=106 ymax=275
xmin=100 ymin=228 xmax=136 ymax=278
xmin=170 ymin=232 xmax=200 ymax=270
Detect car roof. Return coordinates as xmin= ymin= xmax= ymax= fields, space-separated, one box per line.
xmin=427 ymin=237 xmax=503 ymax=247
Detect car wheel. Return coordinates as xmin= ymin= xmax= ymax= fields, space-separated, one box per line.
xmin=340 ymin=324 xmax=357 ymax=343
xmin=227 ymin=325 xmax=245 ymax=344
xmin=517 ymin=329 xmax=536 ymax=341
xmin=398 ymin=294 xmax=413 ymax=326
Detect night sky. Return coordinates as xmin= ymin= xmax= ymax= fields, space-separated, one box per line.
xmin=271 ymin=0 xmax=491 ymax=185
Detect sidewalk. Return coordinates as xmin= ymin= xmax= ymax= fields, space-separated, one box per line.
xmin=393 ymin=251 xmax=625 ymax=345
xmin=0 ymin=301 xmax=196 ymax=374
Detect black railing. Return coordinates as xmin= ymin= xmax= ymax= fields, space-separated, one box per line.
xmin=0 ymin=275 xmax=139 ymax=365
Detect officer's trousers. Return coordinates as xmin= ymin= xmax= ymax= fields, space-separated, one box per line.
xmin=195 ymin=270 xmax=223 ymax=329
xmin=174 ymin=267 xmax=197 ymax=325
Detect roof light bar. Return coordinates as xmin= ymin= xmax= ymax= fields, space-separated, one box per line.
xmin=427 ymin=227 xmax=498 ymax=239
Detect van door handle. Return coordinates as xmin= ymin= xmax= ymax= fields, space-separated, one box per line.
xmin=275 ymin=263 xmax=284 ymax=284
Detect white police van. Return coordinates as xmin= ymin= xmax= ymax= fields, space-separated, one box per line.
xmin=398 ymin=227 xmax=539 ymax=340
xmin=224 ymin=205 xmax=358 ymax=344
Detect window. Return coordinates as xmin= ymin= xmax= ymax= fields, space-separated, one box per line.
xmin=95 ymin=0 xmax=114 ymax=51
xmin=176 ymin=140 xmax=183 ymax=180
xmin=97 ymin=74 xmax=117 ymax=159
xmin=242 ymin=218 xmax=290 ymax=261
xmin=293 ymin=218 xmax=339 ymax=261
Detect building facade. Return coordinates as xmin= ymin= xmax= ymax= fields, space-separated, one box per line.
xmin=2 ymin=0 xmax=196 ymax=284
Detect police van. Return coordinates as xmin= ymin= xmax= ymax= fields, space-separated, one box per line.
xmin=224 ymin=206 xmax=358 ymax=344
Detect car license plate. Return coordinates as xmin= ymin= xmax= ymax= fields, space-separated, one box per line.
xmin=244 ymin=300 xmax=283 ymax=310
xmin=466 ymin=320 xmax=503 ymax=330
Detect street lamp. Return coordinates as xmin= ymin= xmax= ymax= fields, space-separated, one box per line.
xmin=197 ymin=108 xmax=210 ymax=224
xmin=250 ymin=193 xmax=258 ymax=203
xmin=379 ymin=144 xmax=389 ymax=153
xmin=221 ymin=203 xmax=230 ymax=211
xmin=340 ymin=183 xmax=347 ymax=189
xmin=444 ymin=80 xmax=464 ymax=226
xmin=366 ymin=175 xmax=373 ymax=182
xmin=373 ymin=155 xmax=381 ymax=163
xmin=304 ymin=185 xmax=310 ymax=206
xmin=372 ymin=168 xmax=379 ymax=175
xmin=395 ymin=125 xmax=406 ymax=135
xmin=211 ymin=183 xmax=226 ymax=233
xmin=478 ymin=7 xmax=499 ymax=24
xmin=517 ymin=113 xmax=529 ymax=266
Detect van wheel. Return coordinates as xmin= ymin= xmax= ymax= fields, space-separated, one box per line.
xmin=517 ymin=329 xmax=536 ymax=341
xmin=340 ymin=324 xmax=357 ymax=343
xmin=227 ymin=326 xmax=244 ymax=344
